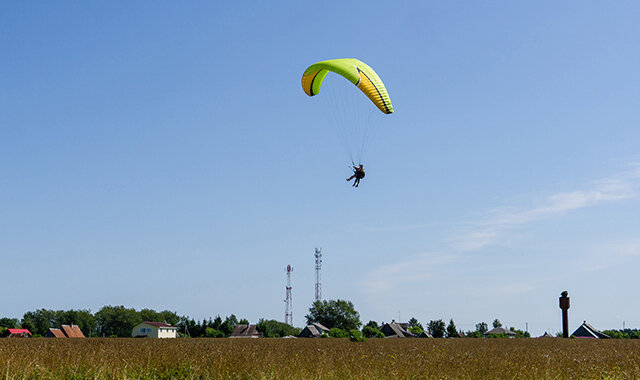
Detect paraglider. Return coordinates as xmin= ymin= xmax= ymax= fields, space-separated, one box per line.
xmin=301 ymin=58 xmax=393 ymax=187
xmin=346 ymin=164 xmax=365 ymax=187
xmin=302 ymin=58 xmax=393 ymax=187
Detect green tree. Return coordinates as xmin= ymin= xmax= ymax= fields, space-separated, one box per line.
xmin=139 ymin=308 xmax=160 ymax=323
xmin=475 ymin=322 xmax=488 ymax=334
xmin=364 ymin=320 xmax=380 ymax=330
xmin=492 ymin=319 xmax=502 ymax=328
xmin=602 ymin=330 xmax=628 ymax=339
xmin=21 ymin=309 xmax=57 ymax=336
xmin=362 ymin=325 xmax=384 ymax=338
xmin=409 ymin=325 xmax=424 ymax=335
xmin=349 ymin=329 xmax=366 ymax=342
xmin=0 ymin=317 xmax=19 ymax=329
xmin=212 ymin=316 xmax=223 ymax=330
xmin=446 ymin=319 xmax=459 ymax=338
xmin=95 ymin=305 xmax=142 ymax=337
xmin=428 ymin=319 xmax=446 ymax=338
xmin=408 ymin=317 xmax=423 ymax=330
xmin=328 ymin=328 xmax=349 ymax=338
xmin=58 ymin=309 xmax=95 ymax=337
xmin=220 ymin=314 xmax=239 ymax=337
xmin=256 ymin=319 xmax=299 ymax=338
xmin=204 ymin=327 xmax=224 ymax=337
xmin=305 ymin=299 xmax=361 ymax=331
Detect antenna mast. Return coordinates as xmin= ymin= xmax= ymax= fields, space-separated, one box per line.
xmin=315 ymin=248 xmax=322 ymax=302
xmin=285 ymin=265 xmax=293 ymax=326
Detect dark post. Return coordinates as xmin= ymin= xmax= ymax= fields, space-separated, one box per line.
xmin=559 ymin=291 xmax=570 ymax=338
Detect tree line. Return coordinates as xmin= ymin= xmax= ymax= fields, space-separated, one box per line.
xmin=2 ymin=300 xmax=638 ymax=339
xmin=0 ymin=306 xmax=301 ymax=339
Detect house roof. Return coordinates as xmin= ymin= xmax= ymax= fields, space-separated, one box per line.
xmin=141 ymin=321 xmax=176 ymax=328
xmin=61 ymin=325 xmax=85 ymax=338
xmin=311 ymin=322 xmax=329 ymax=332
xmin=48 ymin=328 xmax=67 ymax=338
xmin=485 ymin=327 xmax=516 ymax=336
xmin=539 ymin=332 xmax=555 ymax=338
xmin=231 ymin=324 xmax=260 ymax=338
xmin=572 ymin=321 xmax=610 ymax=339
xmin=8 ymin=329 xmax=31 ymax=335
xmin=382 ymin=323 xmax=413 ymax=338
xmin=302 ymin=325 xmax=321 ymax=337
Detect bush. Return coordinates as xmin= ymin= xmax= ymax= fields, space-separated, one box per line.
xmin=204 ymin=328 xmax=224 ymax=338
xmin=349 ymin=329 xmax=366 ymax=342
xmin=362 ymin=325 xmax=384 ymax=338
xmin=328 ymin=328 xmax=349 ymax=338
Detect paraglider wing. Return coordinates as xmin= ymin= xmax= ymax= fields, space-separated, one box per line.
xmin=301 ymin=58 xmax=394 ymax=114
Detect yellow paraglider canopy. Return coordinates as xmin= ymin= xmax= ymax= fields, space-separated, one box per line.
xmin=301 ymin=58 xmax=393 ymax=114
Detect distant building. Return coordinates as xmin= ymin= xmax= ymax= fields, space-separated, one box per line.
xmin=62 ymin=324 xmax=85 ymax=338
xmin=230 ymin=324 xmax=260 ymax=338
xmin=380 ymin=323 xmax=416 ymax=338
xmin=538 ymin=332 xmax=555 ymax=338
xmin=132 ymin=321 xmax=178 ymax=338
xmin=418 ymin=331 xmax=433 ymax=338
xmin=298 ymin=323 xmax=330 ymax=338
xmin=45 ymin=324 xmax=85 ymax=338
xmin=571 ymin=321 xmax=610 ymax=339
xmin=484 ymin=327 xmax=517 ymax=338
xmin=7 ymin=329 xmax=32 ymax=338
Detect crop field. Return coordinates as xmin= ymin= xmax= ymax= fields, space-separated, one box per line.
xmin=1 ymin=338 xmax=640 ymax=379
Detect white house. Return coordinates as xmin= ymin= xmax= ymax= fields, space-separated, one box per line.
xmin=132 ymin=321 xmax=178 ymax=338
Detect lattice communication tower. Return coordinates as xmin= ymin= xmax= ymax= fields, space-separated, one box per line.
xmin=314 ymin=248 xmax=322 ymax=301
xmin=284 ymin=265 xmax=293 ymax=326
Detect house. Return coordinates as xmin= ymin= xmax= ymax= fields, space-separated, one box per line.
xmin=7 ymin=329 xmax=32 ymax=338
xmin=62 ymin=324 xmax=85 ymax=338
xmin=230 ymin=324 xmax=260 ymax=338
xmin=484 ymin=327 xmax=517 ymax=338
xmin=380 ymin=323 xmax=416 ymax=338
xmin=298 ymin=322 xmax=330 ymax=338
xmin=571 ymin=321 xmax=610 ymax=339
xmin=418 ymin=331 xmax=433 ymax=338
xmin=538 ymin=332 xmax=555 ymax=338
xmin=45 ymin=324 xmax=86 ymax=338
xmin=132 ymin=321 xmax=178 ymax=338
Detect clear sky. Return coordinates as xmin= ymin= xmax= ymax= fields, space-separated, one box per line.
xmin=2 ymin=1 xmax=640 ymax=336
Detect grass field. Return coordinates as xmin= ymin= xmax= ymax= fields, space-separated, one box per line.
xmin=1 ymin=338 xmax=640 ymax=379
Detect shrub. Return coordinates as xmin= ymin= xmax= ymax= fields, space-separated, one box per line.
xmin=328 ymin=328 xmax=349 ymax=338
xmin=349 ymin=329 xmax=367 ymax=342
xmin=204 ymin=328 xmax=224 ymax=338
xmin=362 ymin=325 xmax=384 ymax=338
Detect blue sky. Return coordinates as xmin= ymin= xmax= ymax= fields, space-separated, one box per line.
xmin=2 ymin=1 xmax=640 ymax=336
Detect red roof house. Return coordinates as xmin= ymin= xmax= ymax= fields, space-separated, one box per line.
xmin=61 ymin=324 xmax=85 ymax=338
xmin=45 ymin=325 xmax=86 ymax=338
xmin=8 ymin=329 xmax=32 ymax=338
